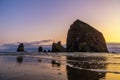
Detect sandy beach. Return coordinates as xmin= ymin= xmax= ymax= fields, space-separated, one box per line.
xmin=0 ymin=52 xmax=120 ymax=80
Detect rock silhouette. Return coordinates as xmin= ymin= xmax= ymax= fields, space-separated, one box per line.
xmin=66 ymin=19 xmax=108 ymax=52
xmin=17 ymin=43 xmax=24 ymax=52
xmin=38 ymin=46 xmax=43 ymax=52
xmin=52 ymin=41 xmax=66 ymax=52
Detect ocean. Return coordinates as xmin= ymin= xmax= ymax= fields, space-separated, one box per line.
xmin=107 ymin=43 xmax=120 ymax=53
xmin=0 ymin=43 xmax=120 ymax=53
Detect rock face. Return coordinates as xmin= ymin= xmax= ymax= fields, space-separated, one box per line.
xmin=52 ymin=41 xmax=66 ymax=52
xmin=17 ymin=43 xmax=24 ymax=52
xmin=66 ymin=19 xmax=108 ymax=52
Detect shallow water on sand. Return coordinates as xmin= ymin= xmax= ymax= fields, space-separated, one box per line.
xmin=0 ymin=52 xmax=120 ymax=80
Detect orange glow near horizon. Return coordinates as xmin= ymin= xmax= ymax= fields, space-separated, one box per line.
xmin=100 ymin=22 xmax=120 ymax=43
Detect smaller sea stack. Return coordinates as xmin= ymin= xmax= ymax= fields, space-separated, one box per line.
xmin=17 ymin=43 xmax=24 ymax=52
xmin=52 ymin=41 xmax=66 ymax=52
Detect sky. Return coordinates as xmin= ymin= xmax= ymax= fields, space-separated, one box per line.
xmin=0 ymin=0 xmax=120 ymax=46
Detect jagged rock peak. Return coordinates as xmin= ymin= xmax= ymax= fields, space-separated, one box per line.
xmin=52 ymin=41 xmax=66 ymax=52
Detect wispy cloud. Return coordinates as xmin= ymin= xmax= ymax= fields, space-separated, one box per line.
xmin=0 ymin=39 xmax=54 ymax=49
xmin=21 ymin=39 xmax=53 ymax=46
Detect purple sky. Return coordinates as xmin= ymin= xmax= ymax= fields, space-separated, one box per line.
xmin=0 ymin=0 xmax=120 ymax=45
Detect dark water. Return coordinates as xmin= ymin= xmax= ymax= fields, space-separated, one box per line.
xmin=0 ymin=53 xmax=120 ymax=80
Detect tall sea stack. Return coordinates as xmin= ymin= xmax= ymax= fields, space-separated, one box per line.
xmin=66 ymin=19 xmax=108 ymax=52
xmin=17 ymin=43 xmax=24 ymax=52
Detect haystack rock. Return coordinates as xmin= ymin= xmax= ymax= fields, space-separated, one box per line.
xmin=52 ymin=41 xmax=66 ymax=52
xmin=17 ymin=43 xmax=24 ymax=52
xmin=66 ymin=19 xmax=108 ymax=52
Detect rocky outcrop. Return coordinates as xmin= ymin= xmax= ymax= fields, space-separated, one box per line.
xmin=17 ymin=43 xmax=24 ymax=52
xmin=66 ymin=19 xmax=108 ymax=52
xmin=52 ymin=41 xmax=66 ymax=52
xmin=38 ymin=46 xmax=43 ymax=52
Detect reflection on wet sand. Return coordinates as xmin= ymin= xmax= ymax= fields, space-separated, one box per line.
xmin=67 ymin=56 xmax=106 ymax=69
xmin=105 ymin=56 xmax=120 ymax=80
xmin=16 ymin=56 xmax=23 ymax=64
xmin=0 ymin=55 xmax=67 ymax=80
xmin=66 ymin=56 xmax=106 ymax=80
xmin=0 ymin=53 xmax=120 ymax=80
xmin=67 ymin=65 xmax=105 ymax=80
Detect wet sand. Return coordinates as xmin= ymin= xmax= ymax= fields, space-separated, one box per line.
xmin=0 ymin=52 xmax=120 ymax=80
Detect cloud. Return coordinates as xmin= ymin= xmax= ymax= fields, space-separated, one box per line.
xmin=0 ymin=39 xmax=54 ymax=49
xmin=23 ymin=39 xmax=54 ymax=46
xmin=0 ymin=43 xmax=18 ymax=49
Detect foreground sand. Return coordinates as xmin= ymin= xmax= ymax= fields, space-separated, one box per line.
xmin=0 ymin=52 xmax=120 ymax=80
